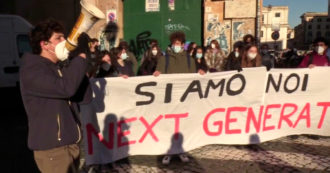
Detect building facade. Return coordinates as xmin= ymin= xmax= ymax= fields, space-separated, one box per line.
xmin=2 ymin=0 xmax=263 ymax=55
xmin=93 ymin=0 xmax=262 ymax=54
xmin=294 ymin=12 xmax=330 ymax=49
xmin=203 ymin=0 xmax=262 ymax=54
xmin=260 ymin=6 xmax=289 ymax=50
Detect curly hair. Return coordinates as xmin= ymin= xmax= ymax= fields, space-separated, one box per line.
xmin=29 ymin=19 xmax=65 ymax=54
xmin=243 ymin=34 xmax=255 ymax=44
xmin=169 ymin=31 xmax=186 ymax=44
xmin=314 ymin=37 xmax=328 ymax=46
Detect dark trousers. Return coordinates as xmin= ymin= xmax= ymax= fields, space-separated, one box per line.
xmin=33 ymin=144 xmax=80 ymax=173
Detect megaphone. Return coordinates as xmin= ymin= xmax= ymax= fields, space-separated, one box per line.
xmin=56 ymin=0 xmax=105 ymax=61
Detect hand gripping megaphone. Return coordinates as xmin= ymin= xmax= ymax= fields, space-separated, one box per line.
xmin=56 ymin=0 xmax=105 ymax=61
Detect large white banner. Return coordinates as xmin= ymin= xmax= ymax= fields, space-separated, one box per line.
xmin=81 ymin=67 xmax=330 ymax=165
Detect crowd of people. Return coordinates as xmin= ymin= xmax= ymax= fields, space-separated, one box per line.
xmin=86 ymin=33 xmax=264 ymax=78
xmin=19 ymin=18 xmax=330 ymax=173
xmin=84 ymin=31 xmax=330 ymax=80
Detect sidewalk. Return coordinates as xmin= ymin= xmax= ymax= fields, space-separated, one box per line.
xmin=80 ymin=136 xmax=330 ymax=173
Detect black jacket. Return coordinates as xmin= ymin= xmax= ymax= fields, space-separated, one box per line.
xmin=195 ymin=58 xmax=208 ymax=72
xmin=224 ymin=52 xmax=242 ymax=71
xmin=138 ymin=57 xmax=159 ymax=76
xmin=20 ymin=53 xmax=88 ymax=150
xmin=261 ymin=52 xmax=275 ymax=70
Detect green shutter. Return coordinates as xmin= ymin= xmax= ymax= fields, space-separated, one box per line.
xmin=124 ymin=0 xmax=202 ymax=60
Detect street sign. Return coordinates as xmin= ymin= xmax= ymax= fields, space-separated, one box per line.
xmin=271 ymin=31 xmax=280 ymax=41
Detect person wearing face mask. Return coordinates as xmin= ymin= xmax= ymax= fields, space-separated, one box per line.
xmin=19 ymin=19 xmax=88 ymax=173
xmin=299 ymin=37 xmax=329 ymax=68
xmin=224 ymin=41 xmax=244 ymax=71
xmin=243 ymin=34 xmax=256 ymax=47
xmin=112 ymin=47 xmax=134 ymax=78
xmin=193 ymin=46 xmax=208 ymax=72
xmin=153 ymin=31 xmax=204 ymax=165
xmin=141 ymin=39 xmax=159 ymax=64
xmin=138 ymin=45 xmax=164 ymax=76
xmin=241 ymin=44 xmax=262 ymax=68
xmin=153 ymin=31 xmax=198 ymax=76
xmin=260 ymin=44 xmax=275 ymax=71
xmin=204 ymin=40 xmax=226 ymax=72
xmin=187 ymin=42 xmax=197 ymax=57
xmin=118 ymin=41 xmax=138 ymax=74
xmin=96 ymin=50 xmax=119 ymax=78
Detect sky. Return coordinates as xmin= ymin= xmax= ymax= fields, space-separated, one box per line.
xmin=263 ymin=0 xmax=329 ymax=28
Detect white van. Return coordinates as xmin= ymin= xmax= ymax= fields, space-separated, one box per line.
xmin=0 ymin=15 xmax=33 ymax=88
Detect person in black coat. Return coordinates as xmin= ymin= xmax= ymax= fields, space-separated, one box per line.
xmin=260 ymin=44 xmax=275 ymax=71
xmin=112 ymin=47 xmax=135 ymax=78
xmin=138 ymin=44 xmax=164 ymax=76
xmin=96 ymin=50 xmax=119 ymax=78
xmin=193 ymin=46 xmax=208 ymax=72
xmin=224 ymin=41 xmax=243 ymax=71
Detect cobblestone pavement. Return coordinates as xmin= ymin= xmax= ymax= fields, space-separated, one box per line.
xmin=80 ymin=136 xmax=330 ymax=173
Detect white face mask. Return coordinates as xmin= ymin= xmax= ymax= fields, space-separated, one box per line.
xmin=316 ymin=46 xmax=325 ymax=55
xmin=121 ymin=53 xmax=128 ymax=60
xmin=211 ymin=44 xmax=216 ymax=49
xmin=248 ymin=53 xmax=257 ymax=60
xmin=234 ymin=52 xmax=239 ymax=58
xmin=172 ymin=45 xmax=182 ymax=53
xmin=54 ymin=40 xmax=69 ymax=61
xmin=152 ymin=50 xmax=158 ymax=56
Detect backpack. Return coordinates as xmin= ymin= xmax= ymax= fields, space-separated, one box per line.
xmin=165 ymin=52 xmax=191 ymax=73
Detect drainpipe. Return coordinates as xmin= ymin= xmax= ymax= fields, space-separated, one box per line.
xmin=256 ymin=0 xmax=261 ymax=48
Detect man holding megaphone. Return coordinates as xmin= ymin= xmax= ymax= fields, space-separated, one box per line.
xmin=19 ymin=1 xmax=105 ymax=172
xmin=20 ymin=19 xmax=88 ymax=173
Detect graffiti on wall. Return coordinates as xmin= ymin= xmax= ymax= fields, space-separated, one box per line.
xmin=164 ymin=23 xmax=191 ymax=34
xmin=129 ymin=31 xmax=152 ymax=58
xmin=205 ymin=14 xmax=231 ymax=54
xmin=99 ymin=22 xmax=119 ymax=51
xmin=232 ymin=21 xmax=253 ymax=44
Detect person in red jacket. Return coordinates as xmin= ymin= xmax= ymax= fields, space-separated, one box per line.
xmin=299 ymin=37 xmax=329 ymax=68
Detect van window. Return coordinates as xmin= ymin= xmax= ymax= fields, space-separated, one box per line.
xmin=17 ymin=34 xmax=32 ymax=57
